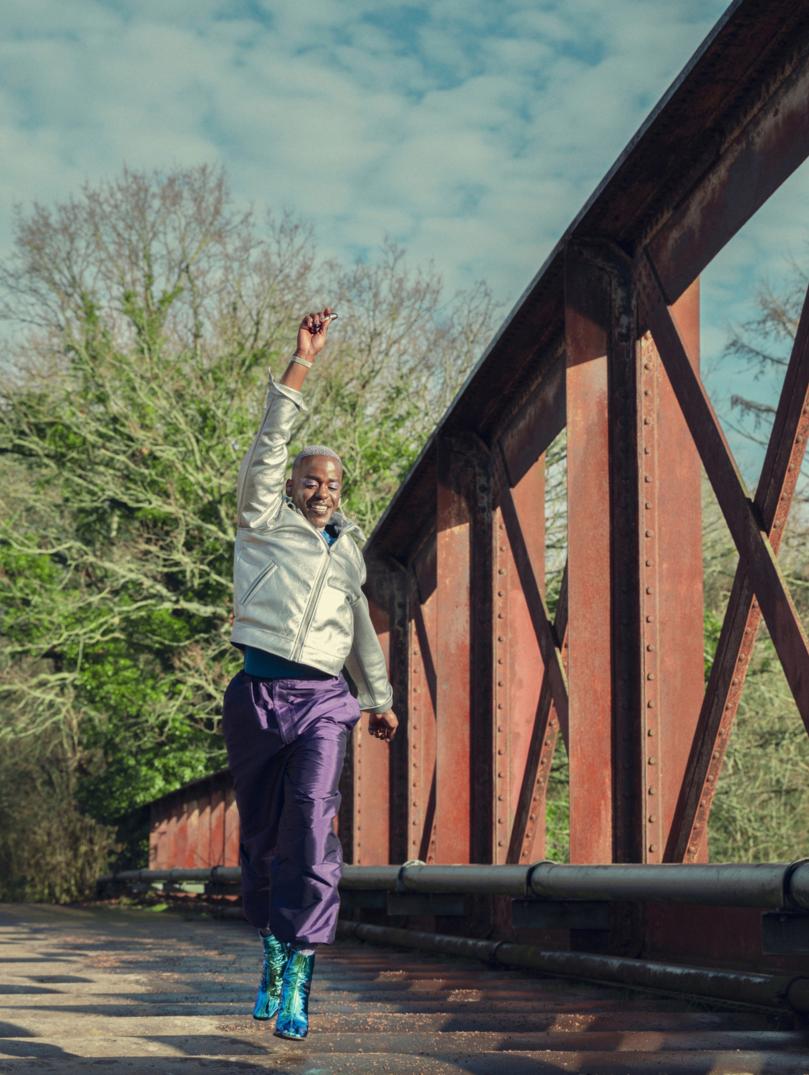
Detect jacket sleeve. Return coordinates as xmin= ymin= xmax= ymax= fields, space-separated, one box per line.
xmin=236 ymin=374 xmax=307 ymax=529
xmin=344 ymin=587 xmax=395 ymax=714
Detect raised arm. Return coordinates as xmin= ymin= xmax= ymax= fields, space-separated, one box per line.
xmin=236 ymin=309 xmax=334 ymax=529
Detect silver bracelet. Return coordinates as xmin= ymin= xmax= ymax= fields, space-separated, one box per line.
xmin=290 ymin=354 xmax=313 ymax=369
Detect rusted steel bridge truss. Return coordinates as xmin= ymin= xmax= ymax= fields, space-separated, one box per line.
xmin=344 ymin=0 xmax=809 ymax=871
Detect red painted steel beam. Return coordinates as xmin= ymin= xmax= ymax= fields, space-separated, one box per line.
xmin=496 ymin=459 xmax=568 ymax=731
xmin=434 ymin=437 xmax=474 ymax=863
xmin=408 ymin=543 xmax=438 ymax=862
xmin=507 ymin=565 xmax=568 ymax=864
xmin=350 ymin=592 xmax=393 ymax=864
xmin=667 ymin=282 xmax=809 ymax=861
xmin=641 ymin=253 xmax=809 ymax=730
xmin=492 ymin=453 xmax=547 ymax=863
xmin=648 ymin=46 xmax=809 ymax=304
xmin=224 ymin=789 xmax=240 ymax=867
xmin=565 ymin=247 xmax=704 ymax=864
xmin=433 ymin=435 xmax=493 ymax=863
xmin=210 ymin=788 xmax=226 ymax=867
xmin=565 ymin=248 xmax=628 ymax=863
xmin=638 ymin=282 xmax=704 ymax=863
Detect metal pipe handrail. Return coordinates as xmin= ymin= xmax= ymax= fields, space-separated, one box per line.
xmin=99 ymin=866 xmax=241 ymax=885
xmin=100 ymin=860 xmax=809 ymax=909
xmin=338 ymin=921 xmax=809 ymax=1013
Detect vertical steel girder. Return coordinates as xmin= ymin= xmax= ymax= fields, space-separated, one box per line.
xmin=564 ymin=246 xmax=703 ymax=863
xmin=492 ymin=455 xmax=547 ymax=862
xmin=408 ymin=545 xmax=438 ymax=862
xmin=433 ymin=435 xmax=492 ymax=863
xmin=349 ymin=592 xmax=393 ymax=864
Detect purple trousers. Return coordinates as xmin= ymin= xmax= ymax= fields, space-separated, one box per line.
xmin=222 ymin=671 xmax=361 ymax=945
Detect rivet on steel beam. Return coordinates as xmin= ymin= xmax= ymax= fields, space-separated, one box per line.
xmin=497 ymin=635 xmax=505 ymax=642
xmin=643 ymin=417 xmax=651 ymax=425
xmin=649 ymin=844 xmax=657 ymax=853
xmin=649 ymin=815 xmax=656 ymax=823
xmin=646 ymin=615 xmax=653 ymax=623
xmin=497 ymin=749 xmax=504 ymax=756
xmin=497 ymin=680 xmax=504 ymax=687
xmin=647 ymin=728 xmax=655 ymax=736
xmin=647 ymin=700 xmax=654 ymax=708
xmin=497 ymin=657 xmax=504 ymax=665
xmin=648 ymin=756 xmax=656 ymax=764
xmin=644 ymin=475 xmax=652 ymax=483
xmin=498 ymin=771 xmax=505 ymax=778
xmin=645 ymin=530 xmax=654 ymax=537
xmin=643 ymin=447 xmax=651 ymax=455
xmin=647 ymin=644 xmax=655 ymax=652
xmin=644 ymin=362 xmax=651 ymax=370
xmin=645 ymin=501 xmax=651 ymax=509
xmin=648 ymin=787 xmax=656 ymax=795
xmin=497 ymin=794 xmax=504 ymax=802
xmin=645 ymin=559 xmax=653 ymax=567
xmin=497 ymin=703 xmax=504 ymax=710
xmin=497 ymin=725 xmax=504 ymax=732
xmin=529 ymin=814 xmax=536 ymax=821
xmin=646 ymin=587 xmax=653 ymax=595
xmin=498 ymin=568 xmax=506 ymax=575
xmin=497 ymin=611 xmax=504 ymax=620
xmin=497 ymin=590 xmax=504 ymax=597
xmin=644 ymin=389 xmax=651 ymax=397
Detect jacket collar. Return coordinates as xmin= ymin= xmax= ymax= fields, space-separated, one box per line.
xmin=283 ymin=498 xmax=365 ymax=543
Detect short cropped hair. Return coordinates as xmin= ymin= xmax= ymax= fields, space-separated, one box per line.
xmin=292 ymin=445 xmax=343 ymax=472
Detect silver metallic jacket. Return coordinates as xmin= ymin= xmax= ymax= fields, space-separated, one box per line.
xmin=231 ymin=375 xmax=394 ymax=713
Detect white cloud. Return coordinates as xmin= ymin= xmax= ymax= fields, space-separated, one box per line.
xmin=2 ymin=0 xmax=805 ymax=482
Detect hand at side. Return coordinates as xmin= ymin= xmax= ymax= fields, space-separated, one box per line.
xmin=366 ymin=710 xmax=398 ymax=742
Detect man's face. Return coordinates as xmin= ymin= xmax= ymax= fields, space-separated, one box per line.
xmin=286 ymin=456 xmax=342 ymax=529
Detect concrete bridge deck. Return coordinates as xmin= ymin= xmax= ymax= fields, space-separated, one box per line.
xmin=1 ymin=903 xmax=807 ymax=1074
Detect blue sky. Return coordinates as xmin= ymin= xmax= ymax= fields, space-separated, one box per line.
xmin=2 ymin=0 xmax=807 ymax=481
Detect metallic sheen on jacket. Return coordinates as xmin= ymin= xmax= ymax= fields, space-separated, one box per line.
xmin=231 ymin=375 xmax=394 ymax=713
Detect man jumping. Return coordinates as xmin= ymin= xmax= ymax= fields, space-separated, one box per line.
xmin=223 ymin=307 xmax=398 ymax=1040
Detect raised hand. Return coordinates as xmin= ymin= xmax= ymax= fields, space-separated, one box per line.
xmin=295 ymin=307 xmax=336 ymax=361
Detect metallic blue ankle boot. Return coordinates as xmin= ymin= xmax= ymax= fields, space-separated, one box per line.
xmin=274 ymin=949 xmax=315 ymax=1040
xmin=252 ymin=932 xmax=289 ymax=1020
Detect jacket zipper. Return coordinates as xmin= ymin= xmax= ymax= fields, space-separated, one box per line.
xmin=290 ymin=532 xmax=342 ymax=661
